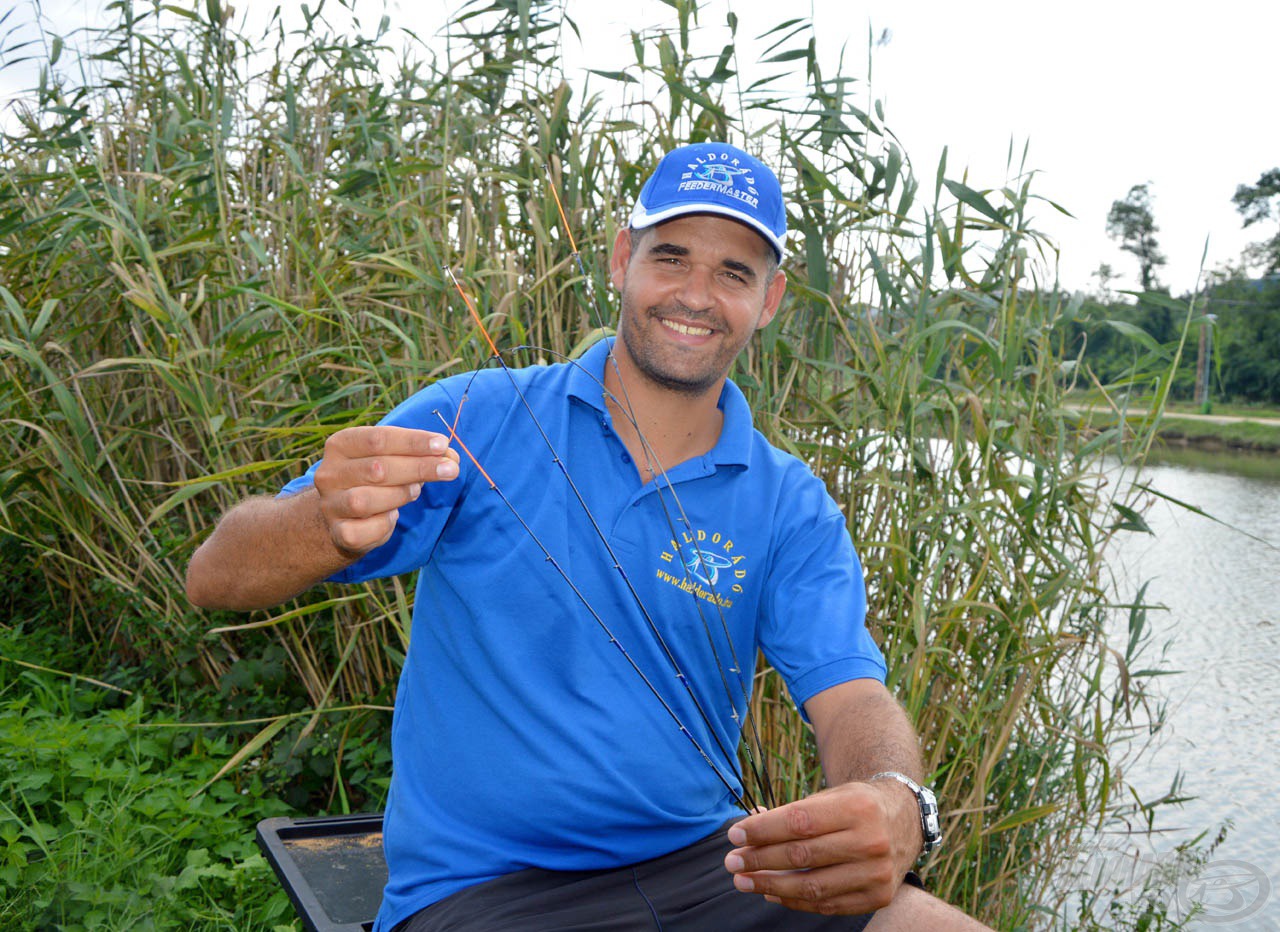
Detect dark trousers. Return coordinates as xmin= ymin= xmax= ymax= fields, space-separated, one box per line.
xmin=396 ymin=824 xmax=879 ymax=931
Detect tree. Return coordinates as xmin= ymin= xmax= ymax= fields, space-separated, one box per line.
xmin=1207 ymin=275 xmax=1280 ymax=403
xmin=1090 ymin=262 xmax=1117 ymax=302
xmin=1106 ymin=183 xmax=1166 ymax=291
xmin=1232 ymin=167 xmax=1280 ymax=274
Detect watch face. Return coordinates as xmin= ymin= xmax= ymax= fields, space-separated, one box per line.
xmin=919 ymin=787 xmax=942 ymax=851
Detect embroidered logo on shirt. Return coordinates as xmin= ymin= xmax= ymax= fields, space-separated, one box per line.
xmin=655 ymin=529 xmax=746 ymax=608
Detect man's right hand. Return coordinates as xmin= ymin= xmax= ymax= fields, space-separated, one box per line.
xmin=313 ymin=426 xmax=460 ymax=558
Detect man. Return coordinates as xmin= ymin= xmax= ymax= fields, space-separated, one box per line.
xmin=187 ymin=143 xmax=988 ymax=931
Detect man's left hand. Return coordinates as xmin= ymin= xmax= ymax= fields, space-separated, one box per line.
xmin=723 ymin=778 xmax=921 ymax=915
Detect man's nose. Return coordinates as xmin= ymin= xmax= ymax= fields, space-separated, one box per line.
xmin=675 ymin=265 xmax=714 ymax=310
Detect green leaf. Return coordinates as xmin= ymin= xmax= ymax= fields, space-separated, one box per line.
xmin=192 ymin=717 xmax=291 ymax=798
xmin=762 ymin=48 xmax=812 ymax=64
xmin=1129 ymin=290 xmax=1189 ymax=313
xmin=1112 ymin=502 xmax=1153 ymax=534
xmin=586 ymin=69 xmax=636 ymax=84
xmin=1103 ymin=319 xmax=1161 ymax=352
xmin=755 ymin=18 xmax=807 ymax=39
xmin=943 ymin=179 xmax=1004 ymax=224
xmin=988 ymin=803 xmax=1061 ymax=834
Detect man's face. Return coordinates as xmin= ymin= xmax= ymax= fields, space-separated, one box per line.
xmin=608 ymin=215 xmax=786 ymax=397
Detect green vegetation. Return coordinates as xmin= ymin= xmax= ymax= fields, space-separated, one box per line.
xmin=1157 ymin=416 xmax=1280 ymax=453
xmin=1163 ymin=398 xmax=1280 ymax=419
xmin=1068 ymin=394 xmax=1280 ymax=452
xmin=1233 ymin=168 xmax=1280 ymax=275
xmin=1145 ymin=444 xmax=1280 ymax=480
xmin=1074 ymin=173 xmax=1280 ymax=408
xmin=1 ymin=1 xmax=1210 ymax=928
xmin=0 ymin=670 xmax=296 ymax=929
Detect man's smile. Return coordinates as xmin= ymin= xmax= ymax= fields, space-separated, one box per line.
xmin=658 ymin=316 xmax=716 ymax=339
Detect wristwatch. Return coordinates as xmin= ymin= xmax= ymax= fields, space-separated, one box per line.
xmin=870 ymin=771 xmax=943 ymax=856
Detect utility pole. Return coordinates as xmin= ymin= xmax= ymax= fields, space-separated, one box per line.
xmin=1194 ymin=314 xmax=1217 ymax=410
xmin=1195 ymin=321 xmax=1207 ymax=408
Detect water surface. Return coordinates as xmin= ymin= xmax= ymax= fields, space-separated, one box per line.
xmin=1105 ymin=450 xmax=1280 ymax=928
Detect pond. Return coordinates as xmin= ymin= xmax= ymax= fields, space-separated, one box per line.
xmin=1102 ymin=446 xmax=1280 ymax=929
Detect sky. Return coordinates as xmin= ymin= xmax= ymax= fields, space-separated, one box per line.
xmin=4 ymin=0 xmax=1278 ymax=297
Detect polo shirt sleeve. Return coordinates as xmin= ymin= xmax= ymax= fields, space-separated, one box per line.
xmin=276 ymin=380 xmax=470 ymax=584
xmin=757 ymin=481 xmax=886 ymax=714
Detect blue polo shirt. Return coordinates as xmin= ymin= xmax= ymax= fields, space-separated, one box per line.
xmin=280 ymin=338 xmax=886 ymax=932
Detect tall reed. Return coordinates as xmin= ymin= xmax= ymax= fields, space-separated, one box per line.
xmin=0 ymin=1 xmax=1187 ymax=925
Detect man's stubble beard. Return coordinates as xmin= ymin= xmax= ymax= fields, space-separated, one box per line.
xmin=615 ymin=292 xmax=747 ymax=399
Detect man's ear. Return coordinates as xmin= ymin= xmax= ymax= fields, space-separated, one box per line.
xmin=609 ymin=227 xmax=632 ymax=292
xmin=756 ymin=270 xmax=787 ymax=331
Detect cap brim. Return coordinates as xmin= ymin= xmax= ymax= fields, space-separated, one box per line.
xmin=630 ymin=202 xmax=785 ymax=261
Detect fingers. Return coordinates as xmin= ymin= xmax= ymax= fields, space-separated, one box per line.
xmin=724 ymin=786 xmax=900 ymax=916
xmin=324 ymin=479 xmax=425 ymax=555
xmin=329 ymin=511 xmax=402 ymax=556
xmin=727 ymin=826 xmax=884 ymax=874
xmin=325 ymin=427 xmax=460 ymax=481
xmin=315 ymin=426 xmax=461 ymax=558
xmin=328 ymin=452 xmax=459 ymax=487
xmin=328 ymin=482 xmax=425 ymax=522
xmin=325 ymin=425 xmax=450 ymax=459
xmin=741 ymin=864 xmax=896 ymax=914
xmin=317 ymin=427 xmax=461 ymax=491
xmin=728 ymin=785 xmax=876 ymax=849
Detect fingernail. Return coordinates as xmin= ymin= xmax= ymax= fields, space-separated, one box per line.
xmin=429 ymin=435 xmax=448 ymax=452
xmin=727 ymin=826 xmax=746 ymax=846
xmin=438 ymin=461 xmax=458 ymax=479
xmin=409 ymin=483 xmax=422 ymax=499
xmin=733 ymin=875 xmax=754 ymax=893
xmin=764 ymin=895 xmax=781 ymax=905
xmin=725 ymin=854 xmax=744 ymax=873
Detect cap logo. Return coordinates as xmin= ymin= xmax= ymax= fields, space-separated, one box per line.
xmin=678 ymin=152 xmax=760 ymax=209
xmin=631 ymin=143 xmax=785 ymax=259
xmin=691 ymin=162 xmax=749 ymax=186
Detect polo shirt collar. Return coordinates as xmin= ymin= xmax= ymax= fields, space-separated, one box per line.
xmin=566 ymin=337 xmax=753 ymax=470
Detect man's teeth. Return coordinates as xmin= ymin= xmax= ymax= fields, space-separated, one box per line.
xmin=664 ymin=320 xmax=713 ymax=336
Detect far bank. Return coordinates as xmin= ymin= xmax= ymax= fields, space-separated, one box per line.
xmin=1156 ymin=412 xmax=1280 ymax=454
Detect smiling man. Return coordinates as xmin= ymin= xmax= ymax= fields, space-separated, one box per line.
xmin=187 ymin=142 xmax=989 ymax=931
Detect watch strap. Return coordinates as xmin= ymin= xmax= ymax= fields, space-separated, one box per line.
xmin=869 ymin=771 xmax=943 ymax=856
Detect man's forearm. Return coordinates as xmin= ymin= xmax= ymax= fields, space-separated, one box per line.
xmin=806 ymin=678 xmax=928 ymax=859
xmin=186 ymin=489 xmax=355 ymax=611
xmin=807 ymin=678 xmax=924 ymax=785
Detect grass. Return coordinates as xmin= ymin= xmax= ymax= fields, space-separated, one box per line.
xmin=1157 ymin=416 xmax=1280 ymax=452
xmin=0 ymin=1 xmax=1212 ymax=927
xmin=1164 ymin=399 xmax=1280 ymax=419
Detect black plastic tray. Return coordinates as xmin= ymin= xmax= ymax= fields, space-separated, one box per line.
xmin=256 ymin=812 xmax=387 ymax=932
